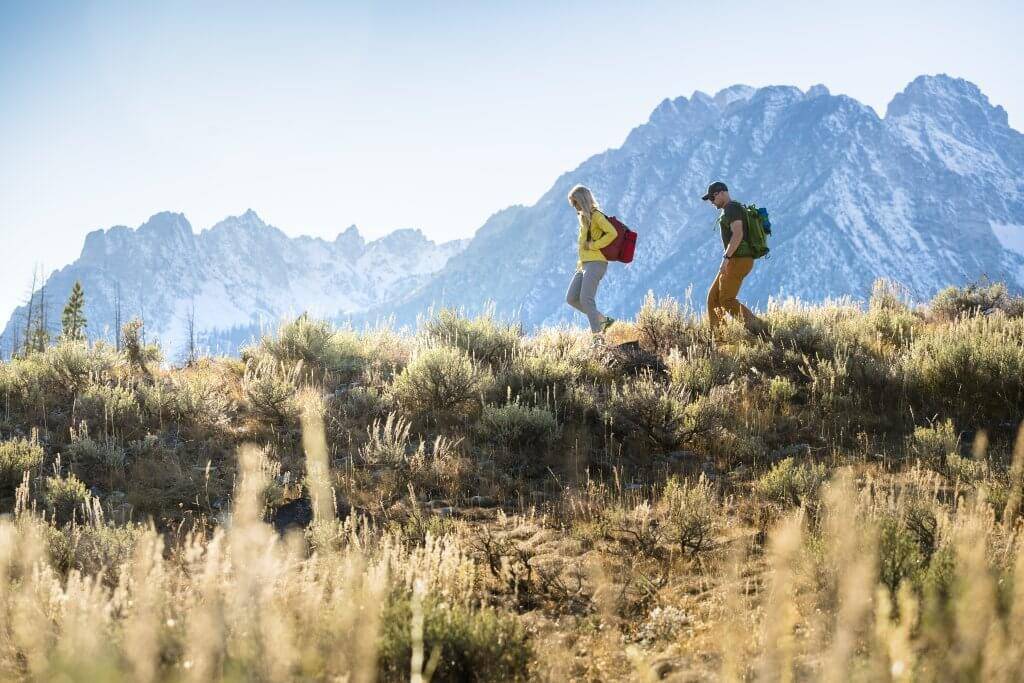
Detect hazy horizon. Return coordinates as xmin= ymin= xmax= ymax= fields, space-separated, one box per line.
xmin=2 ymin=0 xmax=1022 ymax=326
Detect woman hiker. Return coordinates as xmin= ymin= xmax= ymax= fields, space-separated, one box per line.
xmin=565 ymin=184 xmax=617 ymax=337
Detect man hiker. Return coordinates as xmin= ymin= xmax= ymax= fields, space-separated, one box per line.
xmin=702 ymin=181 xmax=763 ymax=336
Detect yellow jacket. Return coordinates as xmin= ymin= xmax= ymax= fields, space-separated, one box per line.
xmin=577 ymin=210 xmax=618 ymax=269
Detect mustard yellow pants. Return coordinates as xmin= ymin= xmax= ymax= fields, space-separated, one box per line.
xmin=707 ymin=256 xmax=757 ymax=330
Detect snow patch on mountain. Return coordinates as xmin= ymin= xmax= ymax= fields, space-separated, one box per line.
xmin=991 ymin=221 xmax=1024 ymax=256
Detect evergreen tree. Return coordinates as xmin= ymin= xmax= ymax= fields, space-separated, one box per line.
xmin=61 ymin=281 xmax=87 ymax=342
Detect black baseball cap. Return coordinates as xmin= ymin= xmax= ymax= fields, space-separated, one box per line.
xmin=701 ymin=181 xmax=728 ymax=201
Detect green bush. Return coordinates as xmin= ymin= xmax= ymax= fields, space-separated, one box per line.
xmin=377 ymin=595 xmax=531 ymax=682
xmin=900 ymin=317 xmax=1024 ymax=425
xmin=869 ymin=278 xmax=911 ymax=313
xmin=877 ymin=514 xmax=926 ymax=595
xmin=391 ymin=347 xmax=491 ymax=425
xmin=67 ymin=433 xmax=128 ymax=470
xmin=77 ymin=383 xmax=142 ymax=435
xmin=635 ymin=292 xmax=705 ymax=355
xmin=0 ymin=436 xmax=44 ymax=490
xmin=865 ymin=282 xmax=920 ymax=347
xmin=767 ymin=376 xmax=799 ymax=406
xmin=45 ymin=522 xmax=143 ymax=575
xmin=496 ymin=353 xmax=577 ymax=401
xmin=164 ymin=366 xmax=235 ymax=430
xmin=43 ymin=473 xmax=92 ymax=525
xmin=930 ymin=281 xmax=1024 ymax=321
xmin=761 ymin=306 xmax=837 ymax=359
xmin=659 ymin=475 xmax=720 ymax=556
xmin=666 ymin=348 xmax=736 ymax=395
xmin=242 ymin=357 xmax=301 ymax=425
xmin=339 ymin=385 xmax=392 ymax=421
xmin=424 ymin=309 xmax=521 ymax=368
xmin=755 ymin=457 xmax=828 ymax=507
xmin=359 ymin=412 xmax=413 ymax=466
xmin=907 ymin=420 xmax=959 ymax=470
xmin=475 ymin=402 xmax=559 ymax=452
xmin=250 ymin=315 xmax=367 ymax=379
xmin=606 ymin=374 xmax=723 ymax=452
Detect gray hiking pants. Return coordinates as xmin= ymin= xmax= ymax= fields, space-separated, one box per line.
xmin=566 ymin=261 xmax=608 ymax=332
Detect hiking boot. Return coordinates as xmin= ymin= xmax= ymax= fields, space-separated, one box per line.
xmin=601 ymin=316 xmax=616 ymax=333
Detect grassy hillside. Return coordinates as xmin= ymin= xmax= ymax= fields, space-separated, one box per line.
xmin=0 ymin=280 xmax=1022 ymax=681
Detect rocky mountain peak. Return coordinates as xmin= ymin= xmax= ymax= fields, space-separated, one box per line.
xmin=886 ymin=74 xmax=1008 ymax=127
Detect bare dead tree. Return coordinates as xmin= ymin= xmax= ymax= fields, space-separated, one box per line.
xmin=22 ymin=267 xmax=37 ymax=356
xmin=114 ymin=281 xmax=122 ymax=351
xmin=138 ymin=289 xmax=146 ymax=346
xmin=186 ymin=298 xmax=197 ymax=365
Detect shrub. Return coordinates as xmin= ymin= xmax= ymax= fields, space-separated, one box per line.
xmin=475 ymin=402 xmax=559 ymax=452
xmin=67 ymin=432 xmax=128 ymax=470
xmin=377 ymin=595 xmax=531 ymax=682
xmin=659 ymin=475 xmax=720 ymax=556
xmin=496 ymin=353 xmax=576 ymax=401
xmin=865 ymin=282 xmax=920 ymax=347
xmin=42 ymin=473 xmax=92 ymax=525
xmin=666 ymin=348 xmax=736 ymax=395
xmin=163 ymin=365 xmax=235 ymax=430
xmin=755 ymin=457 xmax=828 ymax=506
xmin=907 ymin=420 xmax=959 ymax=470
xmin=767 ymin=375 xmax=798 ymax=406
xmin=45 ymin=522 xmax=143 ymax=575
xmin=242 ymin=357 xmax=301 ymax=425
xmin=339 ymin=385 xmax=392 ymax=421
xmin=0 ymin=436 xmax=44 ymax=490
xmin=635 ymin=292 xmax=705 ymax=355
xmin=253 ymin=315 xmax=366 ymax=378
xmin=391 ymin=347 xmax=491 ymax=425
xmin=877 ymin=514 xmax=926 ymax=595
xmin=22 ymin=341 xmax=121 ymax=402
xmin=423 ymin=308 xmax=521 ymax=367
xmin=761 ymin=305 xmax=837 ymax=359
xmin=869 ymin=278 xmax=911 ymax=313
xmin=359 ymin=412 xmax=413 ymax=466
xmin=930 ymin=281 xmax=1024 ymax=320
xmin=606 ymin=374 xmax=723 ymax=452
xmin=901 ymin=317 xmax=1024 ymax=425
xmin=76 ymin=383 xmax=141 ymax=435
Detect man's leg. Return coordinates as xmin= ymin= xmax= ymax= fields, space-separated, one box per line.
xmin=718 ymin=257 xmax=757 ymax=327
xmin=707 ymin=272 xmax=725 ymax=330
xmin=579 ymin=261 xmax=608 ymax=332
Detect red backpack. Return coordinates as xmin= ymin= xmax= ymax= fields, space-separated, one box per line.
xmin=599 ymin=214 xmax=638 ymax=263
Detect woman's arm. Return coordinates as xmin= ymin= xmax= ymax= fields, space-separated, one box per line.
xmin=588 ymin=212 xmax=618 ymax=250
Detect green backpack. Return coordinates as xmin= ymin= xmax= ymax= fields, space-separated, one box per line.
xmin=721 ymin=204 xmax=772 ymax=259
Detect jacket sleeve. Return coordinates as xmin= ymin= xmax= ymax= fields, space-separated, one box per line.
xmin=590 ymin=212 xmax=619 ymax=250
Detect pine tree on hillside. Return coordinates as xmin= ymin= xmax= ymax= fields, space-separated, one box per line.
xmin=61 ymin=281 xmax=87 ymax=342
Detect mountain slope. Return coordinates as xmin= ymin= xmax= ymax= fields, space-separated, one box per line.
xmin=381 ymin=75 xmax=1024 ymax=327
xmin=0 ymin=211 xmax=466 ymax=358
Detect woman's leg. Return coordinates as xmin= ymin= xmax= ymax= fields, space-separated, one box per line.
xmin=578 ymin=261 xmax=608 ymax=332
xmin=565 ymin=270 xmax=585 ymax=313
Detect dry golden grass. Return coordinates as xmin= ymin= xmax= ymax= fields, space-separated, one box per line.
xmin=0 ymin=281 xmax=1021 ymax=680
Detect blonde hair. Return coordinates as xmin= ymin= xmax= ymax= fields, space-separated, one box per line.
xmin=567 ymin=184 xmax=600 ymax=230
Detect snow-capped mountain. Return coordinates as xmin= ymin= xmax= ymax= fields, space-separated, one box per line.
xmin=378 ymin=74 xmax=1024 ymax=327
xmin=4 ymin=74 xmax=1023 ymax=357
xmin=0 ymin=210 xmax=466 ymax=358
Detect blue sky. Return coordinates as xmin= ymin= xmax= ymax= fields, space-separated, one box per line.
xmin=1 ymin=0 xmax=1022 ymax=324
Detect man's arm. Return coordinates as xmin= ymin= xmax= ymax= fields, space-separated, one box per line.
xmin=725 ymin=219 xmax=744 ymax=258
